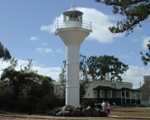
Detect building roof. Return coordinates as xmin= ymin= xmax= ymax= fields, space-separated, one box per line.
xmin=93 ymin=86 xmax=141 ymax=92
xmin=93 ymin=86 xmax=120 ymax=91
xmin=120 ymin=87 xmax=141 ymax=92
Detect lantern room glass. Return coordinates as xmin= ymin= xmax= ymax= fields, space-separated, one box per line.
xmin=64 ymin=11 xmax=82 ymax=22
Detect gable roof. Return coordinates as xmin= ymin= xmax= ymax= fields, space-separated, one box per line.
xmin=93 ymin=86 xmax=120 ymax=91
xmin=93 ymin=86 xmax=141 ymax=92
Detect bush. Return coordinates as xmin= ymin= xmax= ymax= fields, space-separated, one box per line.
xmin=0 ymin=89 xmax=12 ymax=110
xmin=81 ymin=99 xmax=101 ymax=108
xmin=36 ymin=95 xmax=65 ymax=111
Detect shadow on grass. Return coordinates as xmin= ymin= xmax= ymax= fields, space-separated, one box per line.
xmin=111 ymin=110 xmax=138 ymax=112
xmin=115 ymin=117 xmax=148 ymax=120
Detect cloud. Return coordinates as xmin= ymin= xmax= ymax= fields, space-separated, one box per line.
xmin=33 ymin=66 xmax=61 ymax=81
xmin=41 ymin=7 xmax=124 ymax=43
xmin=142 ymin=36 xmax=150 ymax=49
xmin=0 ymin=59 xmax=61 ymax=81
xmin=130 ymin=52 xmax=135 ymax=55
xmin=35 ymin=48 xmax=42 ymax=53
xmin=121 ymin=65 xmax=150 ymax=88
xmin=45 ymin=48 xmax=53 ymax=53
xmin=1 ymin=59 xmax=150 ymax=89
xmin=56 ymin=48 xmax=65 ymax=54
xmin=0 ymin=59 xmax=29 ymax=77
xmin=121 ymin=55 xmax=130 ymax=58
xmin=41 ymin=42 xmax=48 ymax=46
xmin=29 ymin=36 xmax=38 ymax=41
xmin=132 ymin=38 xmax=141 ymax=42
xmin=41 ymin=16 xmax=62 ymax=33
xmin=35 ymin=48 xmax=53 ymax=54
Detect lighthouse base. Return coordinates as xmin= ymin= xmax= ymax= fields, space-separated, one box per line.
xmin=66 ymin=86 xmax=80 ymax=106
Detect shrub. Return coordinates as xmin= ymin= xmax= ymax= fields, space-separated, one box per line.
xmin=81 ymin=99 xmax=101 ymax=108
xmin=0 ymin=89 xmax=12 ymax=110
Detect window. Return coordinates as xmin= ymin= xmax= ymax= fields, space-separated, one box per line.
xmin=122 ymin=91 xmax=124 ymax=97
xmin=64 ymin=12 xmax=82 ymax=22
xmin=126 ymin=92 xmax=129 ymax=98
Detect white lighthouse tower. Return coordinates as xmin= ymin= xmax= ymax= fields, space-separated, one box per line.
xmin=55 ymin=4 xmax=92 ymax=106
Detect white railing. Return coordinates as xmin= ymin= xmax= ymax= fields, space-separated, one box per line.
xmin=55 ymin=20 xmax=92 ymax=31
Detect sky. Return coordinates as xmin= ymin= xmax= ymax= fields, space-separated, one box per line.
xmin=0 ymin=0 xmax=150 ymax=89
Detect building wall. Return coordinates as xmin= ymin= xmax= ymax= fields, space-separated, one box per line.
xmin=115 ymin=82 xmax=133 ymax=89
xmin=85 ymin=82 xmax=94 ymax=98
xmin=137 ymin=75 xmax=150 ymax=106
xmin=84 ymin=80 xmax=133 ymax=98
xmin=53 ymin=79 xmax=134 ymax=100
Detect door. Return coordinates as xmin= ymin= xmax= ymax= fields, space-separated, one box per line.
xmin=97 ymin=90 xmax=100 ymax=98
xmin=105 ymin=90 xmax=107 ymax=98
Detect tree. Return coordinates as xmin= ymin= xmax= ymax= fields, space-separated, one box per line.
xmin=87 ymin=55 xmax=129 ymax=81
xmin=0 ymin=42 xmax=11 ymax=61
xmin=59 ymin=61 xmax=66 ymax=98
xmin=79 ymin=54 xmax=90 ymax=99
xmin=140 ymin=40 xmax=150 ymax=65
xmin=95 ymin=0 xmax=150 ymax=35
xmin=95 ymin=0 xmax=150 ymax=65
xmin=0 ymin=59 xmax=58 ymax=112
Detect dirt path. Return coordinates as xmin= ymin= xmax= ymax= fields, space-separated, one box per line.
xmin=0 ymin=115 xmax=147 ymax=120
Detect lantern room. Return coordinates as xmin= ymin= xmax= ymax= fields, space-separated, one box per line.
xmin=63 ymin=4 xmax=83 ymax=22
xmin=62 ymin=4 xmax=83 ymax=28
xmin=55 ymin=4 xmax=92 ymax=35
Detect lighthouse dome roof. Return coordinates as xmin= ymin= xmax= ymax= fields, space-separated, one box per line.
xmin=63 ymin=4 xmax=83 ymax=16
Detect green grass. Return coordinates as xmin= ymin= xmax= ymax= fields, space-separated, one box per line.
xmin=111 ymin=106 xmax=150 ymax=117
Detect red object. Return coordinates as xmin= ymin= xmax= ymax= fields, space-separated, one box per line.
xmin=106 ymin=103 xmax=110 ymax=109
xmin=76 ymin=15 xmax=78 ymax=21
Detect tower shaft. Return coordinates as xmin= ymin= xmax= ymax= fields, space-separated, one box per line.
xmin=66 ymin=45 xmax=79 ymax=106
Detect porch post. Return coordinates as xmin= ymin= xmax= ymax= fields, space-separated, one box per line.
xmin=100 ymin=90 xmax=101 ymax=98
xmin=140 ymin=92 xmax=141 ymax=104
xmin=120 ymin=91 xmax=122 ymax=105
xmin=135 ymin=91 xmax=137 ymax=103
xmin=110 ymin=90 xmax=112 ymax=98
xmin=130 ymin=91 xmax=132 ymax=104
xmin=124 ymin=90 xmax=126 ymax=104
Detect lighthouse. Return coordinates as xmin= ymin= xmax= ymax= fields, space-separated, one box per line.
xmin=55 ymin=4 xmax=92 ymax=106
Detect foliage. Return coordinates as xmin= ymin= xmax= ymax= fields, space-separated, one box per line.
xmin=79 ymin=54 xmax=90 ymax=98
xmin=0 ymin=42 xmax=11 ymax=61
xmin=95 ymin=0 xmax=150 ymax=65
xmin=87 ymin=55 xmax=129 ymax=81
xmin=0 ymin=59 xmax=61 ymax=112
xmin=60 ymin=54 xmax=128 ymax=99
xmin=95 ymin=0 xmax=150 ymax=36
xmin=80 ymin=80 xmax=90 ymax=99
xmin=81 ymin=99 xmax=100 ymax=107
xmin=59 ymin=61 xmax=66 ymax=98
xmin=0 ymin=89 xmax=12 ymax=110
xmin=140 ymin=40 xmax=150 ymax=65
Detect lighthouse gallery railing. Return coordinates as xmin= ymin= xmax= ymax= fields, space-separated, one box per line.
xmin=55 ymin=20 xmax=92 ymax=31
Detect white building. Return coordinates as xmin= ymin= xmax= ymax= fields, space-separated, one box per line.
xmin=53 ymin=73 xmax=141 ymax=106
xmin=137 ymin=75 xmax=150 ymax=106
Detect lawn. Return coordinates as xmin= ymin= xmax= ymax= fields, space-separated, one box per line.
xmin=111 ymin=106 xmax=150 ymax=118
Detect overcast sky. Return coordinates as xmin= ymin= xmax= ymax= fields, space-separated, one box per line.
xmin=0 ymin=0 xmax=150 ymax=88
